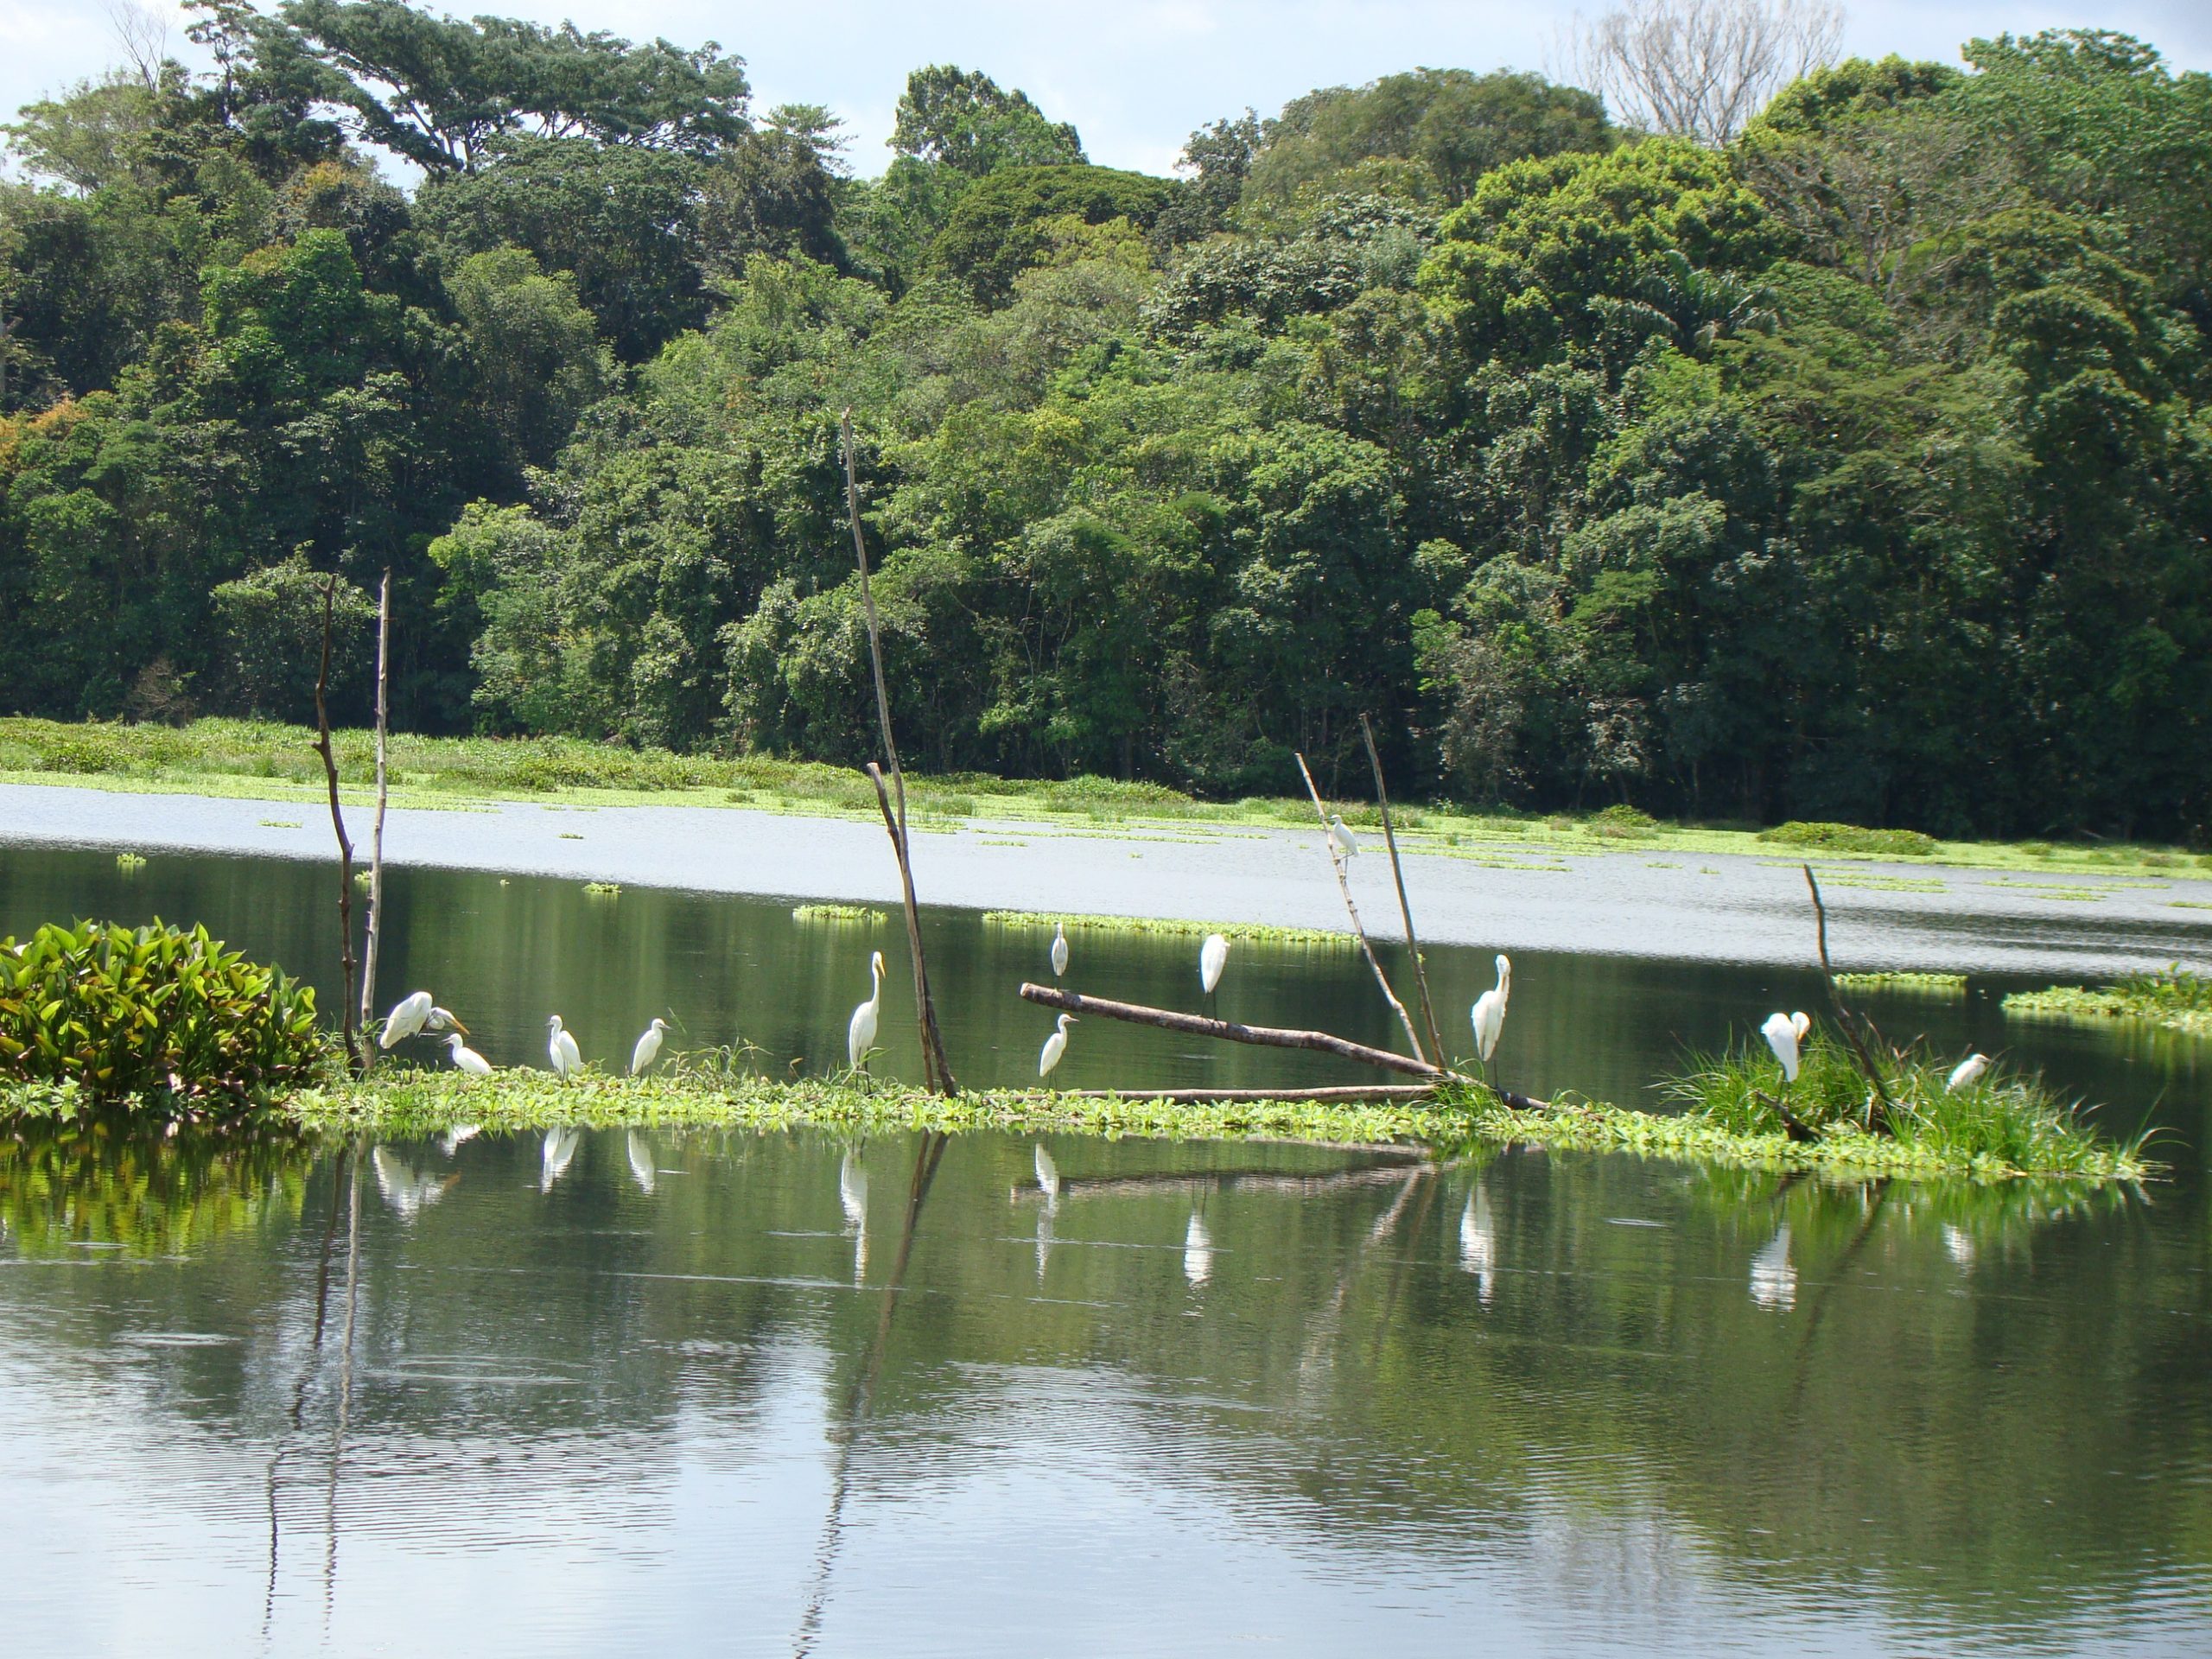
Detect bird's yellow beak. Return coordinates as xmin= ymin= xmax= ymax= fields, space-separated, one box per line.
xmin=448 ymin=1017 xmax=470 ymax=1036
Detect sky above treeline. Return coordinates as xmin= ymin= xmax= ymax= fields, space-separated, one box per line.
xmin=4 ymin=0 xmax=2210 ymax=178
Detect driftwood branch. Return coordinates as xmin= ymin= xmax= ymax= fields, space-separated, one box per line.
xmin=310 ymin=574 xmax=361 ymax=1074
xmin=357 ymin=569 xmax=391 ymax=1065
xmin=1294 ymin=750 xmax=1428 ymax=1065
xmin=1011 ymin=1158 xmax=1428 ymax=1204
xmin=1359 ymin=713 xmax=1445 ymax=1068
xmin=1064 ymin=1084 xmax=1440 ymax=1103
xmin=1020 ymin=982 xmax=1444 ymax=1079
xmin=1802 ymin=864 xmax=1893 ymax=1132
xmin=842 ymin=409 xmax=956 ymax=1095
xmin=1751 ymin=1087 xmax=1821 ymax=1144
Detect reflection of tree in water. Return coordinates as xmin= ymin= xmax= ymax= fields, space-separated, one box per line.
xmin=0 ymin=1122 xmax=315 ymax=1258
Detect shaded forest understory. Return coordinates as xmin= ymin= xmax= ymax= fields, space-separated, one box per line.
xmin=2 ymin=5 xmax=2207 ymax=842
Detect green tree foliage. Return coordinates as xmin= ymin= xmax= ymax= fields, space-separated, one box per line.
xmin=2 ymin=17 xmax=2209 ymax=842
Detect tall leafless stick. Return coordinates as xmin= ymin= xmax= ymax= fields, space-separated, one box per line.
xmin=310 ymin=575 xmax=361 ymax=1073
xmin=1295 ymin=751 xmax=1432 ymax=1066
xmin=357 ymin=571 xmax=391 ymax=1060
xmin=1802 ymin=865 xmax=1894 ymax=1132
xmin=1359 ymin=714 xmax=1446 ymax=1067
xmin=842 ymin=410 xmax=956 ymax=1094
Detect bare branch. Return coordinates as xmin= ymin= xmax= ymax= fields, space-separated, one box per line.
xmin=1568 ymin=0 xmax=1846 ymax=144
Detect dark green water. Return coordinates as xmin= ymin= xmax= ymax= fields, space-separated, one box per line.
xmin=2 ymin=844 xmax=2209 ymax=1655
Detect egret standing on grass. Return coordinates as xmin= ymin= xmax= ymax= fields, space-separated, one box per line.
xmin=1471 ymin=954 xmax=1512 ymax=1078
xmin=548 ymin=1014 xmax=582 ymax=1079
xmin=381 ymin=991 xmax=466 ymax=1048
xmin=1947 ymin=1052 xmax=1991 ymax=1092
xmin=1039 ymin=1013 xmax=1077 ymax=1081
xmin=849 ymin=950 xmax=886 ymax=1071
xmin=443 ymin=1033 xmax=492 ymax=1077
xmin=1199 ymin=932 xmax=1230 ymax=1015
xmin=1761 ymin=1011 xmax=1808 ymax=1083
xmin=1327 ymin=814 xmax=1361 ymax=861
xmin=1050 ymin=921 xmax=1069 ymax=979
xmin=631 ymin=1018 xmax=670 ymax=1076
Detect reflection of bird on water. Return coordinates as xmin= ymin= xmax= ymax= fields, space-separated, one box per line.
xmin=1033 ymin=1143 xmax=1060 ymax=1204
xmin=1942 ymin=1224 xmax=1975 ymax=1268
xmin=1050 ymin=921 xmax=1069 ymax=979
xmin=1039 ymin=1013 xmax=1076 ymax=1081
xmin=1749 ymin=1224 xmax=1796 ymax=1311
xmin=371 ymin=1146 xmax=457 ymax=1220
xmin=626 ymin=1130 xmax=657 ymax=1195
xmin=848 ymin=950 xmax=886 ymax=1071
xmin=838 ymin=1149 xmax=868 ymax=1283
xmin=631 ymin=1019 xmax=670 ymax=1076
xmin=547 ymin=1014 xmax=582 ymax=1079
xmin=437 ymin=1124 xmax=480 ymax=1157
xmin=380 ymin=991 xmax=466 ymax=1049
xmin=540 ymin=1127 xmax=581 ymax=1193
xmin=1459 ymin=1185 xmax=1497 ymax=1305
xmin=443 ymin=1033 xmax=493 ymax=1077
xmin=1183 ymin=1211 xmax=1213 ymax=1287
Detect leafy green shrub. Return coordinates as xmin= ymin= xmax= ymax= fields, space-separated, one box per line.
xmin=0 ymin=921 xmax=330 ymax=1117
xmin=1593 ymin=802 xmax=1657 ymax=830
xmin=1757 ymin=820 xmax=1938 ymax=856
xmin=2018 ymin=841 xmax=2054 ymax=857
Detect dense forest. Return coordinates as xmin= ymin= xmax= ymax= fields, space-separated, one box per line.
xmin=1 ymin=2 xmax=2207 ymax=841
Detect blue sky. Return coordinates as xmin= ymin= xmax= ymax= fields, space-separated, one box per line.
xmin=4 ymin=1 xmax=2209 ymax=179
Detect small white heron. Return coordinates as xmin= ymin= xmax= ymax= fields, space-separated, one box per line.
xmin=1761 ymin=1011 xmax=1804 ymax=1083
xmin=1039 ymin=1013 xmax=1077 ymax=1080
xmin=1199 ymin=932 xmax=1230 ymax=1001
xmin=380 ymin=991 xmax=467 ymax=1048
xmin=1471 ymin=954 xmax=1512 ymax=1071
xmin=1946 ymin=1052 xmax=1991 ymax=1092
xmin=1050 ymin=921 xmax=1070 ymax=979
xmin=442 ymin=1033 xmax=492 ymax=1078
xmin=631 ymin=1018 xmax=670 ymax=1076
xmin=1327 ymin=813 xmax=1361 ymax=860
xmin=547 ymin=1014 xmax=582 ymax=1079
xmin=848 ymin=950 xmax=886 ymax=1071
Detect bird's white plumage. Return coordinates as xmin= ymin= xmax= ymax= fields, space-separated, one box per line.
xmin=631 ymin=1018 xmax=669 ymax=1076
xmin=1471 ymin=954 xmax=1511 ymax=1064
xmin=1790 ymin=1010 xmax=1810 ymax=1043
xmin=1946 ymin=1052 xmax=1991 ymax=1092
xmin=1327 ymin=813 xmax=1361 ymax=859
xmin=548 ymin=1014 xmax=582 ymax=1079
xmin=1050 ymin=921 xmax=1069 ymax=979
xmin=1034 ymin=1143 xmax=1060 ymax=1200
xmin=848 ymin=950 xmax=886 ymax=1070
xmin=1183 ymin=1212 xmax=1213 ymax=1286
xmin=540 ymin=1127 xmax=580 ymax=1192
xmin=1039 ymin=1012 xmax=1075 ymax=1079
xmin=380 ymin=990 xmax=435 ymax=1048
xmin=443 ymin=1033 xmax=492 ymax=1077
xmin=1199 ymin=933 xmax=1230 ymax=995
xmin=1761 ymin=1011 xmax=1802 ymax=1083
xmin=626 ymin=1130 xmax=657 ymax=1195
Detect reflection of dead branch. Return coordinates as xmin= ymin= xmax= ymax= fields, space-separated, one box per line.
xmin=1007 ymin=1156 xmax=1426 ymax=1205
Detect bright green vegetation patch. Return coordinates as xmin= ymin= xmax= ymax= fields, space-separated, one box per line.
xmin=1833 ymin=971 xmax=1968 ymax=997
xmin=1758 ymin=821 xmax=1939 ymax=857
xmin=981 ymin=910 xmax=1354 ymax=948
xmin=582 ymin=881 xmax=621 ymax=896
xmin=1660 ymin=1037 xmax=2147 ymax=1182
xmin=0 ymin=920 xmax=330 ymax=1123
xmin=792 ymin=903 xmax=888 ymax=924
xmin=2003 ymin=969 xmax=2212 ymax=1039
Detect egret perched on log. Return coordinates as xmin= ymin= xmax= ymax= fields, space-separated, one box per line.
xmin=1471 ymin=954 xmax=1512 ymax=1075
xmin=1039 ymin=1013 xmax=1077 ymax=1080
xmin=1947 ymin=1052 xmax=1991 ymax=1092
xmin=547 ymin=1014 xmax=582 ymax=1079
xmin=848 ymin=950 xmax=886 ymax=1071
xmin=1050 ymin=921 xmax=1069 ymax=979
xmin=1327 ymin=813 xmax=1361 ymax=860
xmin=1199 ymin=933 xmax=1230 ymax=1010
xmin=442 ymin=1033 xmax=492 ymax=1078
xmin=631 ymin=1018 xmax=669 ymax=1076
xmin=380 ymin=990 xmax=466 ymax=1048
xmin=1761 ymin=1011 xmax=1807 ymax=1083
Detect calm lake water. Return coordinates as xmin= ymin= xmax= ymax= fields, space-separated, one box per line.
xmin=2 ymin=842 xmax=2209 ymax=1656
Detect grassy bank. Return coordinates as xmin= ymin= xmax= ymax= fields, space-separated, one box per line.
xmin=5 ymin=715 xmax=2209 ymax=881
xmin=2005 ymin=969 xmax=2212 ymax=1039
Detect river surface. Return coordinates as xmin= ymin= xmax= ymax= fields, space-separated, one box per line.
xmin=3 ymin=817 xmax=2210 ymax=1656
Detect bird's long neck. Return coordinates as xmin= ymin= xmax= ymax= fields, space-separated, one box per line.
xmin=869 ymin=960 xmax=883 ymax=1006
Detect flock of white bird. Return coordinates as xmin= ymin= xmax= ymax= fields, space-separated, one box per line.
xmin=1761 ymin=1006 xmax=1989 ymax=1093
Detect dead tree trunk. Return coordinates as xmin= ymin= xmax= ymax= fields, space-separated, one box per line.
xmin=311 ymin=575 xmax=362 ymax=1075
xmin=357 ymin=570 xmax=391 ymax=1062
xmin=1359 ymin=713 xmax=1446 ymax=1065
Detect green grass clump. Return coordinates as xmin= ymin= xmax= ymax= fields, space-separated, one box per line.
xmin=0 ymin=920 xmax=331 ymax=1122
xmin=1659 ymin=1034 xmax=2146 ymax=1180
xmin=981 ymin=911 xmax=1354 ymax=948
xmin=2003 ymin=969 xmax=2212 ymax=1038
xmin=1758 ymin=820 xmax=1939 ymax=857
xmin=792 ymin=903 xmax=887 ymax=925
xmin=1833 ymin=971 xmax=1968 ymax=997
xmin=582 ymin=881 xmax=621 ymax=897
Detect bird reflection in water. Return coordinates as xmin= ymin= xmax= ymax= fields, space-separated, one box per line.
xmin=839 ymin=1149 xmax=868 ymax=1285
xmin=1184 ymin=1211 xmax=1213 ymax=1287
xmin=626 ymin=1131 xmax=657 ymax=1196
xmin=1749 ymin=1223 xmax=1796 ymax=1311
xmin=540 ymin=1127 xmax=581 ymax=1193
xmin=370 ymin=1146 xmax=457 ymax=1221
xmin=1033 ymin=1145 xmax=1060 ymax=1279
xmin=1459 ymin=1184 xmax=1497 ymax=1305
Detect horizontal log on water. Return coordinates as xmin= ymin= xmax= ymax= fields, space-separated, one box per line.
xmin=1018 ymin=982 xmax=1446 ymax=1079
xmin=1011 ymin=1160 xmax=1428 ymax=1204
xmin=1064 ymin=1084 xmax=1439 ymax=1103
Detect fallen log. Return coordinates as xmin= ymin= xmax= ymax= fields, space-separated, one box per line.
xmin=1018 ymin=982 xmax=1446 ymax=1079
xmin=1064 ymin=1084 xmax=1438 ymax=1103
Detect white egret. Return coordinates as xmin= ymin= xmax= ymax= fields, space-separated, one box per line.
xmin=848 ymin=950 xmax=886 ymax=1071
xmin=1760 ymin=1011 xmax=1802 ymax=1084
xmin=1946 ymin=1052 xmax=1991 ymax=1092
xmin=1471 ymin=954 xmax=1512 ymax=1071
xmin=442 ymin=1033 xmax=493 ymax=1078
xmin=539 ymin=1126 xmax=580 ymax=1193
xmin=1791 ymin=1010 xmax=1811 ymax=1043
xmin=1183 ymin=1211 xmax=1213 ymax=1287
xmin=1199 ymin=932 xmax=1230 ymax=1000
xmin=1327 ymin=813 xmax=1362 ymax=860
xmin=626 ymin=1130 xmax=657 ymax=1195
xmin=631 ymin=1018 xmax=670 ymax=1077
xmin=1050 ymin=921 xmax=1070 ymax=979
xmin=1748 ymin=1224 xmax=1796 ymax=1312
xmin=1039 ymin=1013 xmax=1077 ymax=1081
xmin=1034 ymin=1142 xmax=1061 ymax=1203
xmin=547 ymin=1014 xmax=582 ymax=1079
xmin=380 ymin=991 xmax=467 ymax=1048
